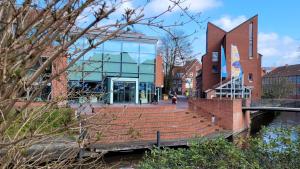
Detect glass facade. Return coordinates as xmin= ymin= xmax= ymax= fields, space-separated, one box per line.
xmin=68 ymin=38 xmax=157 ymax=104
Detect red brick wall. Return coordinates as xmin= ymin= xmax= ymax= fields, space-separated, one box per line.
xmin=202 ymin=23 xmax=226 ymax=92
xmin=155 ymin=54 xmax=164 ymax=88
xmin=15 ymin=101 xmax=47 ymax=109
xmin=225 ymin=16 xmax=261 ymax=99
xmin=189 ymin=98 xmax=250 ymax=133
xmin=201 ymin=16 xmax=262 ymax=99
xmin=51 ymin=56 xmax=68 ymax=100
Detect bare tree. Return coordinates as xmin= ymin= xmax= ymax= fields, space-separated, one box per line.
xmin=159 ymin=29 xmax=194 ymax=94
xmin=262 ymin=77 xmax=296 ymax=99
xmin=0 ymin=0 xmax=202 ymax=167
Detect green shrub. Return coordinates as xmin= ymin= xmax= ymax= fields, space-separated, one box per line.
xmin=138 ymin=127 xmax=300 ymax=169
xmin=4 ymin=107 xmax=76 ymax=138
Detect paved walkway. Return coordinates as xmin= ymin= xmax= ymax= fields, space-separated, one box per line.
xmin=70 ymin=95 xmax=189 ymax=114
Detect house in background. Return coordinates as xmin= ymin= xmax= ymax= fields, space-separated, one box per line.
xmin=200 ymin=15 xmax=262 ymax=99
xmin=261 ymin=67 xmax=276 ymax=77
xmin=172 ymin=59 xmax=201 ymax=96
xmin=262 ymin=64 xmax=300 ymax=99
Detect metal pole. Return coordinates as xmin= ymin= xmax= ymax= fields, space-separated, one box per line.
xmin=231 ymin=77 xmax=233 ymax=99
xmin=220 ymin=51 xmax=222 ymax=99
xmin=156 ymin=131 xmax=161 ymax=148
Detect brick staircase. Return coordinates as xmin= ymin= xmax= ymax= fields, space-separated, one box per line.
xmin=87 ymin=107 xmax=224 ymax=145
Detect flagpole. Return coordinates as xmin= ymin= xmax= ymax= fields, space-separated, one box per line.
xmin=242 ymin=73 xmax=244 ymax=98
xmin=220 ymin=48 xmax=222 ymax=99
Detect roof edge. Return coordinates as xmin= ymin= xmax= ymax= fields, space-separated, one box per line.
xmin=227 ymin=14 xmax=258 ymax=34
xmin=207 ymin=22 xmax=227 ymax=33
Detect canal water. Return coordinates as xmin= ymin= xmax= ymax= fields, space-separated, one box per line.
xmin=250 ymin=111 xmax=300 ymax=135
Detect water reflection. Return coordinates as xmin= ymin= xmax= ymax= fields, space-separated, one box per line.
xmin=237 ymin=111 xmax=300 ymax=146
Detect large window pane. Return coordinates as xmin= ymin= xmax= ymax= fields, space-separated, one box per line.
xmin=122 ymin=63 xmax=138 ymax=73
xmin=140 ymin=53 xmax=155 ymax=64
xmin=103 ymin=62 xmax=120 ymax=72
xmin=103 ymin=52 xmax=121 ymax=62
xmin=104 ymin=40 xmax=121 ymax=52
xmin=139 ymin=74 xmax=154 ymax=82
xmin=84 ymin=50 xmax=102 ymax=61
xmin=68 ymin=46 xmax=84 ymax=61
xmin=69 ymin=61 xmax=83 ymax=71
xmin=122 ymin=42 xmax=139 ymax=53
xmin=68 ymin=71 xmax=82 ymax=80
xmin=122 ymin=52 xmax=139 ymax=63
xmin=140 ymin=64 xmax=154 ymax=74
xmin=122 ymin=73 xmax=138 ymax=78
xmin=103 ymin=72 xmax=120 ymax=77
xmin=140 ymin=43 xmax=155 ymax=54
xmin=83 ymin=61 xmax=102 ymax=71
xmin=84 ymin=72 xmax=102 ymax=81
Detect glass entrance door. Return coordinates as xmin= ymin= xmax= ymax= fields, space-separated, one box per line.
xmin=113 ymin=81 xmax=136 ymax=103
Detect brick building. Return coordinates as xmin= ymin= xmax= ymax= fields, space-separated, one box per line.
xmin=262 ymin=64 xmax=300 ymax=99
xmin=200 ymin=15 xmax=262 ymax=99
xmin=172 ymin=59 xmax=201 ymax=95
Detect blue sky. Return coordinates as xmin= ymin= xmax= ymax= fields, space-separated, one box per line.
xmin=78 ymin=0 xmax=300 ymax=67
xmin=129 ymin=0 xmax=300 ymax=67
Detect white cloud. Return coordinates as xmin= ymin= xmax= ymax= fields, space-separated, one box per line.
xmin=213 ymin=15 xmax=247 ymax=31
xmin=258 ymin=32 xmax=300 ymax=66
xmin=213 ymin=15 xmax=300 ymax=66
xmin=145 ymin=0 xmax=222 ymax=14
xmin=76 ymin=1 xmax=135 ymax=26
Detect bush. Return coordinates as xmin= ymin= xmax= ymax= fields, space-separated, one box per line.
xmin=5 ymin=107 xmax=76 ymax=138
xmin=138 ymin=127 xmax=300 ymax=169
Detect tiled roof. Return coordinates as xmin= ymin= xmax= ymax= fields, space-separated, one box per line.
xmin=264 ymin=64 xmax=300 ymax=77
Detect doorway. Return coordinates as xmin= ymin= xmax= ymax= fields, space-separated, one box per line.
xmin=113 ymin=81 xmax=136 ymax=103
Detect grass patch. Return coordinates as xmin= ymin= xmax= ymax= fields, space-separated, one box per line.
xmin=4 ymin=107 xmax=77 ymax=138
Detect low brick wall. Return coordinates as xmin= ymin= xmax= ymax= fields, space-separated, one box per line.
xmin=94 ymin=104 xmax=176 ymax=114
xmin=189 ymin=98 xmax=250 ymax=134
xmin=15 ymin=101 xmax=47 ymax=108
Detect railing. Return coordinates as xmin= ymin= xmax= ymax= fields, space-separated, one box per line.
xmin=247 ymin=99 xmax=300 ymax=108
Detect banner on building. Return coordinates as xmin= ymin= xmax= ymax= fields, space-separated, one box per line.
xmin=231 ymin=45 xmax=242 ymax=78
xmin=221 ymin=45 xmax=227 ymax=78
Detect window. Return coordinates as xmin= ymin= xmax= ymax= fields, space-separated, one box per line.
xmin=249 ymin=22 xmax=253 ymax=58
xmin=140 ymin=43 xmax=156 ymax=54
xmin=176 ymin=73 xmax=183 ymax=78
xmin=189 ymin=72 xmax=193 ymax=77
xmin=212 ymin=52 xmax=218 ymax=62
xmin=104 ymin=40 xmax=122 ymax=52
xmin=248 ymin=73 xmax=253 ymax=82
xmin=212 ymin=65 xmax=218 ymax=73
xmin=122 ymin=42 xmax=139 ymax=53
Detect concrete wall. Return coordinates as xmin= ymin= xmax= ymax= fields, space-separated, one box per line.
xmin=189 ymin=98 xmax=251 ymax=134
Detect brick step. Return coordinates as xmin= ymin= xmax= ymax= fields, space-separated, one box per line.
xmin=91 ymin=125 xmax=221 ymax=139
xmin=93 ymin=128 xmax=222 ymax=143
xmin=91 ymin=110 xmax=194 ymax=118
xmin=104 ymin=116 xmax=208 ymax=125
xmin=98 ymin=111 xmax=207 ymax=120
xmin=95 ymin=110 xmax=191 ymax=116
xmin=89 ymin=115 xmax=208 ymax=125
xmin=94 ymin=107 xmax=177 ymax=114
xmin=102 ymin=120 xmax=212 ymax=131
xmin=93 ymin=120 xmax=212 ymax=130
